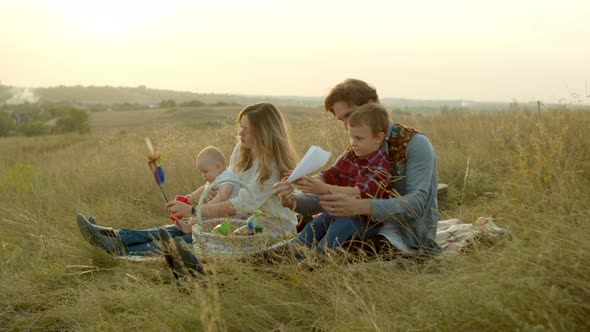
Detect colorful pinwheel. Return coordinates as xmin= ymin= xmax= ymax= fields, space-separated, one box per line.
xmin=145 ymin=137 xmax=169 ymax=203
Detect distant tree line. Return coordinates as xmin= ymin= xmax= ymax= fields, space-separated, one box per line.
xmin=0 ymin=96 xmax=245 ymax=137
xmin=0 ymin=102 xmax=89 ymax=137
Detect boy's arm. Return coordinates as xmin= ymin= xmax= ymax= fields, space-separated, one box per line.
xmin=299 ymin=175 xmax=361 ymax=196
xmin=324 ymin=184 xmax=361 ymax=196
xmin=206 ymin=184 xmax=234 ymax=204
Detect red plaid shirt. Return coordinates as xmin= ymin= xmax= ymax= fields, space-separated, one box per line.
xmin=320 ymin=147 xmax=392 ymax=199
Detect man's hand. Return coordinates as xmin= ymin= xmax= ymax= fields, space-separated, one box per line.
xmin=319 ymin=190 xmax=371 ymax=217
xmin=296 ymin=176 xmax=329 ymax=194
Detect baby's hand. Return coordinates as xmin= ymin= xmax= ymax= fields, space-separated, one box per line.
xmin=204 ymin=186 xmax=218 ymax=203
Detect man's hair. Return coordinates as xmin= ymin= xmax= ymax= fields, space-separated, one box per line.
xmin=324 ymin=78 xmax=379 ymax=114
xmin=347 ymin=103 xmax=390 ymax=136
xmin=197 ymin=146 xmax=226 ymax=166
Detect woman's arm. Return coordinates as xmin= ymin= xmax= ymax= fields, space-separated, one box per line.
xmin=199 ymin=200 xmax=237 ymax=218
xmin=165 ymin=198 xmax=237 ymax=219
xmin=206 ymin=184 xmax=234 ymax=204
xmin=187 ymin=185 xmax=206 ymax=203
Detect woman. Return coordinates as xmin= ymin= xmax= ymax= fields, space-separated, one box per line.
xmin=76 ymin=102 xmax=299 ymax=256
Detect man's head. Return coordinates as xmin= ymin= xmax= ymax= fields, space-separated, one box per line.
xmin=324 ymin=78 xmax=379 ymax=130
xmin=347 ymin=103 xmax=389 ymax=157
xmin=196 ymin=146 xmax=226 ymax=183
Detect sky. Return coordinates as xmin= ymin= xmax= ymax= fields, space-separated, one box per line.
xmin=0 ymin=0 xmax=589 ymax=103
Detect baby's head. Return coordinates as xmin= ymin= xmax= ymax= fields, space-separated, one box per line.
xmin=347 ymin=103 xmax=389 ymax=157
xmin=196 ymin=146 xmax=227 ymax=183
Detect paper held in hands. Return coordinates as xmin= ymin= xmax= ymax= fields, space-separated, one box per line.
xmin=287 ymin=145 xmax=331 ymax=182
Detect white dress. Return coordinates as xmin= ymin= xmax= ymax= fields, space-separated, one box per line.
xmin=227 ymin=143 xmax=298 ymax=237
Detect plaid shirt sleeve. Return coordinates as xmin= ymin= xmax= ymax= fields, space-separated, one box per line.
xmin=354 ymin=150 xmax=392 ymax=199
xmin=319 ymin=149 xmax=352 ymax=186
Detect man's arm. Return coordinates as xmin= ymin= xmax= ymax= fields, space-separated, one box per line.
xmin=294 ymin=192 xmax=324 ymax=215
xmin=369 ymin=134 xmax=436 ymax=222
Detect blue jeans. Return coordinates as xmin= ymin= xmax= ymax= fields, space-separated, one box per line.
xmin=293 ymin=213 xmax=381 ymax=254
xmin=118 ymin=225 xmax=193 ymax=256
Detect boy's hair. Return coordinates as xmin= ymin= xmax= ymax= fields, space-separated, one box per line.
xmin=347 ymin=103 xmax=390 ymax=136
xmin=324 ymin=78 xmax=379 ymax=115
xmin=197 ymin=146 xmax=226 ymax=166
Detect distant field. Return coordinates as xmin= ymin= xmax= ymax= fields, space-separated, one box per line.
xmin=90 ymin=105 xmax=324 ymax=134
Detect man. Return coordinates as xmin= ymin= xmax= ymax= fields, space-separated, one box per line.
xmin=273 ymin=78 xmax=441 ymax=256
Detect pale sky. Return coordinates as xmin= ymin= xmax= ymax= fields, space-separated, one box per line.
xmin=1 ymin=0 xmax=589 ymax=103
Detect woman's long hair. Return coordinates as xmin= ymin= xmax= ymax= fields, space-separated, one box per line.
xmin=234 ymin=103 xmax=298 ymax=184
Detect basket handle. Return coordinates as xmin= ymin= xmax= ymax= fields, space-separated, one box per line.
xmin=196 ymin=177 xmax=255 ymax=220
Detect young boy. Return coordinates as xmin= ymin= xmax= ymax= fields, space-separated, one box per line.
xmin=293 ymin=103 xmax=392 ymax=254
xmin=186 ymin=146 xmax=240 ymax=205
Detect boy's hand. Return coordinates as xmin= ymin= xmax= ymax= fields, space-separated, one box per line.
xmin=297 ymin=176 xmax=329 ymax=194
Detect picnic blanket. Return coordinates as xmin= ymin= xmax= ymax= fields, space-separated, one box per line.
xmin=435 ymin=217 xmax=505 ymax=255
xmin=121 ymin=217 xmax=505 ymax=261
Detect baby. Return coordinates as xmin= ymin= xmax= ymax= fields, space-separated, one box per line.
xmin=186 ymin=146 xmax=240 ymax=205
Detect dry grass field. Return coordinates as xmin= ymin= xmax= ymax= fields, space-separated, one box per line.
xmin=0 ymin=105 xmax=588 ymax=331
xmin=90 ymin=106 xmax=323 ymax=134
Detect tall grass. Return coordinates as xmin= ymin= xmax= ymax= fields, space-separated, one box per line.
xmin=0 ymin=107 xmax=588 ymax=331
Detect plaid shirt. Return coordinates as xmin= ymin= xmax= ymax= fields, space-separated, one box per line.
xmin=320 ymin=147 xmax=392 ymax=199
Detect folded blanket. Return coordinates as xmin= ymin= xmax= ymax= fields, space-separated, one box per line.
xmin=436 ymin=217 xmax=505 ymax=255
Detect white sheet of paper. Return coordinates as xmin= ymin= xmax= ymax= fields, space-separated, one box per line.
xmin=287 ymin=145 xmax=331 ymax=182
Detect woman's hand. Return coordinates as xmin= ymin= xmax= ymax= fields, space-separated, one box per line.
xmin=296 ymin=176 xmax=329 ymax=194
xmin=165 ymin=200 xmax=191 ymax=218
xmin=319 ymin=190 xmax=371 ymax=217
xmin=272 ymin=179 xmax=296 ymax=209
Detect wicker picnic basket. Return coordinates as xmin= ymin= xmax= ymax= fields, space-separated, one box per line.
xmin=190 ymin=178 xmax=270 ymax=257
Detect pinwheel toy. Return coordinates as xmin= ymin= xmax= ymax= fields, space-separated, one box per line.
xmin=145 ymin=137 xmax=169 ymax=203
